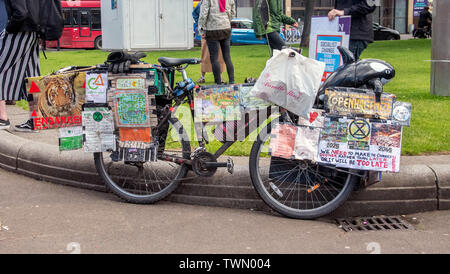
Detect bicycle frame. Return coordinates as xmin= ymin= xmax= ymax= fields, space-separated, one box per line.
xmin=154 ymin=65 xmax=279 ymax=167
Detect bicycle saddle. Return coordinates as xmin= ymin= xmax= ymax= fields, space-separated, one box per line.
xmin=158 ymin=57 xmax=201 ymax=67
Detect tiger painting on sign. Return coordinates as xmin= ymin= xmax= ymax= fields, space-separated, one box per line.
xmin=37 ymin=74 xmax=84 ymax=118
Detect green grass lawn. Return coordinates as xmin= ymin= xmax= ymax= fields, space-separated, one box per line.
xmin=20 ymin=39 xmax=449 ymax=155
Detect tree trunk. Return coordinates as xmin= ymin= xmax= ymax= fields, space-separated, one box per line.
xmin=301 ymin=0 xmax=316 ymax=47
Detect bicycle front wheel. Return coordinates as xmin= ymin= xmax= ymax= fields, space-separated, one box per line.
xmin=94 ymin=116 xmax=191 ymax=204
xmin=249 ymin=118 xmax=358 ymax=219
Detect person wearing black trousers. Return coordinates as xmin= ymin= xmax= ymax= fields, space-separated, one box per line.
xmin=328 ymin=0 xmax=376 ymax=60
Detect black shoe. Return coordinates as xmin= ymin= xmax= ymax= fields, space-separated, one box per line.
xmin=0 ymin=119 xmax=10 ymax=130
xmin=14 ymin=119 xmax=37 ymax=132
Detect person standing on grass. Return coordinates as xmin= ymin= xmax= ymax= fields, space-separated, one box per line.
xmin=198 ymin=0 xmax=235 ymax=85
xmin=0 ymin=0 xmax=43 ymax=131
xmin=193 ymin=0 xmax=226 ymax=84
xmin=418 ymin=6 xmax=432 ymax=30
xmin=328 ymin=0 xmax=376 ymax=61
xmin=252 ymin=0 xmax=298 ymax=52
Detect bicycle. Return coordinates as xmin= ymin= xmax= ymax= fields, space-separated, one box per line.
xmin=93 ymin=52 xmax=365 ymax=220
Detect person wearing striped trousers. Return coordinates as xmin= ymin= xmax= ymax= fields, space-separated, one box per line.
xmin=0 ymin=0 xmax=41 ymax=131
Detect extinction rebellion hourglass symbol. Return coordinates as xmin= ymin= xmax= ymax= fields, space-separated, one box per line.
xmin=348 ymin=119 xmax=370 ymax=139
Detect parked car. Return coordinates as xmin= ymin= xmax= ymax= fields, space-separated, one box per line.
xmin=373 ymin=23 xmax=401 ymax=40
xmin=194 ymin=18 xmax=285 ymax=46
xmin=230 ymin=18 xmax=285 ymax=45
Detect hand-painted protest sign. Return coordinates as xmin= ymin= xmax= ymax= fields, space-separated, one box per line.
xmin=59 ymin=127 xmax=83 ymax=151
xmin=318 ymin=117 xmax=402 ymax=172
xmin=194 ymin=85 xmax=241 ymax=122
xmin=86 ymin=73 xmax=108 ymax=103
xmin=113 ymin=90 xmax=151 ymax=127
xmin=26 ymin=72 xmax=85 ymax=130
xmin=309 ymin=16 xmax=351 ymax=82
xmin=324 ymin=88 xmax=395 ymax=119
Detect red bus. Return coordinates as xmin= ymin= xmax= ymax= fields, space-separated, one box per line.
xmin=47 ymin=1 xmax=102 ymax=49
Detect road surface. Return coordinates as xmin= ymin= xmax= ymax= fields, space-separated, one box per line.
xmin=0 ymin=168 xmax=449 ymax=254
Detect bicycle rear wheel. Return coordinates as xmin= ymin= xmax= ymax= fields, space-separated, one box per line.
xmin=94 ymin=116 xmax=191 ymax=204
xmin=249 ymin=118 xmax=358 ymax=219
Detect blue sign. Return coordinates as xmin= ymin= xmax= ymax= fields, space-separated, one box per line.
xmin=316 ymin=35 xmax=343 ymax=77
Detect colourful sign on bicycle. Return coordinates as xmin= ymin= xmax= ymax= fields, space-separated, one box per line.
xmin=113 ymin=90 xmax=151 ymax=127
xmin=194 ymin=85 xmax=241 ymax=122
xmin=325 ymin=88 xmax=395 ymax=119
xmin=318 ymin=117 xmax=402 ymax=172
xmin=86 ymin=73 xmax=108 ymax=103
xmin=26 ymin=72 xmax=86 ymax=130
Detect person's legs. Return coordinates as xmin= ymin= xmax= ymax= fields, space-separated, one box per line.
xmin=0 ymin=100 xmax=10 ymax=129
xmin=219 ymin=38 xmax=234 ymax=84
xmin=349 ymin=39 xmax=368 ymax=61
xmin=0 ymin=100 xmax=6 ymax=120
xmin=206 ymin=39 xmax=222 ymax=84
xmin=266 ymin=31 xmax=286 ymax=51
xmin=15 ymin=33 xmax=40 ymax=132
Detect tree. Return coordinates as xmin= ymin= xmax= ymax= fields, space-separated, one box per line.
xmin=301 ymin=0 xmax=315 ymax=47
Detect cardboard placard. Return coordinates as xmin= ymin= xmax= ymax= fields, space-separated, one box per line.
xmin=325 ymin=88 xmax=395 ymax=119
xmin=26 ymin=72 xmax=86 ymax=130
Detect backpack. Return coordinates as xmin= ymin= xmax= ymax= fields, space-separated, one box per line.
xmin=38 ymin=0 xmax=64 ymax=41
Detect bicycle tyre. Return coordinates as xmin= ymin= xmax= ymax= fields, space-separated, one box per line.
xmin=249 ymin=118 xmax=358 ymax=219
xmin=94 ymin=116 xmax=191 ymax=204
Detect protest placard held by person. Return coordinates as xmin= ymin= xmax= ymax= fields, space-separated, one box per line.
xmin=198 ymin=0 xmax=235 ymax=85
xmin=328 ymin=0 xmax=376 ymax=60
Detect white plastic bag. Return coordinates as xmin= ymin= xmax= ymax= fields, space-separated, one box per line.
xmin=250 ymin=49 xmax=325 ymax=119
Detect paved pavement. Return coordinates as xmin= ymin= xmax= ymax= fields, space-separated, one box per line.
xmin=1 ymin=168 xmax=450 ymax=254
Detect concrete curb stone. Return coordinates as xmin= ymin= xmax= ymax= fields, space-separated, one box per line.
xmin=429 ymin=164 xmax=450 ymax=210
xmin=0 ymin=128 xmax=446 ymax=218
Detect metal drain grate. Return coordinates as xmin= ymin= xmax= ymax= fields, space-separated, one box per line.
xmin=336 ymin=216 xmax=415 ymax=232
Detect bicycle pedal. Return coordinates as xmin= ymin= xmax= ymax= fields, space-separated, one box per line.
xmin=227 ymin=158 xmax=234 ymax=174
